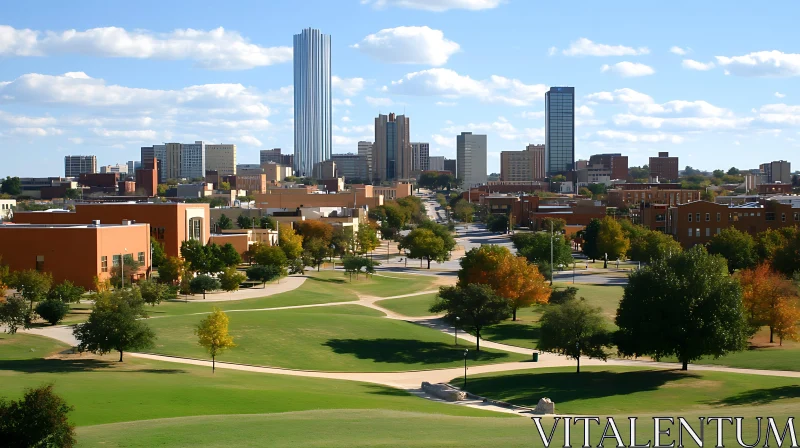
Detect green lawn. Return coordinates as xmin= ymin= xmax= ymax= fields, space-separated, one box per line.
xmin=147 ymin=304 xmax=526 ymax=371
xmin=452 ymin=365 xmax=800 ymax=415
xmin=0 ymin=333 xmax=502 ymax=430
xmin=481 ymin=283 xmax=623 ymax=350
xmin=375 ymin=293 xmax=439 ymax=317
xmin=322 ymin=270 xmax=438 ymax=297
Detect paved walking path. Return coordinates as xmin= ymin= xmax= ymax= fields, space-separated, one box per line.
xmin=171 ymin=276 xmax=307 ymax=302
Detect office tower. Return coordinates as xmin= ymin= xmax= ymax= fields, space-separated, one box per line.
xmin=545 ymin=86 xmax=575 ymax=176
xmin=456 ymin=132 xmax=488 ymax=188
xmin=760 ymin=160 xmax=791 ymax=184
xmin=64 ymin=155 xmax=97 ymax=177
xmin=280 ymin=154 xmax=294 ymax=168
xmin=649 ymin=152 xmax=679 ymax=181
xmin=443 ymin=158 xmax=457 ymax=175
xmin=500 ymin=144 xmax=545 ymax=182
xmin=373 ymin=113 xmax=411 ymax=181
xmin=411 ymin=142 xmax=430 ymax=172
xmin=358 ymin=141 xmax=373 ymax=180
xmin=127 ymin=161 xmax=141 ymax=176
xmin=181 ymin=141 xmax=206 ymax=180
xmin=332 ymin=153 xmax=369 ymax=180
xmin=166 ymin=143 xmax=182 ymax=180
xmin=589 ymin=153 xmax=628 ymax=180
xmin=206 ymin=144 xmax=237 ymax=176
xmin=260 ymin=148 xmax=282 ymax=165
xmin=294 ymin=28 xmax=332 ymax=177
xmin=99 ymin=164 xmax=129 ymax=174
xmin=428 ymin=156 xmax=445 ymax=171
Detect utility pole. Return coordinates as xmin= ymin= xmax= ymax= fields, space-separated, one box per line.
xmin=549 ymin=220 xmax=554 ymax=286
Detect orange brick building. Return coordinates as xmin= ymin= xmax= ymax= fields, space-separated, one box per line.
xmin=13 ymin=202 xmax=210 ymax=258
xmin=0 ymin=223 xmax=151 ymax=289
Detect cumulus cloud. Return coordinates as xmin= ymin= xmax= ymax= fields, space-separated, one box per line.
xmin=681 ymin=59 xmax=715 ymax=71
xmin=596 ymin=130 xmax=684 ymax=144
xmin=0 ymin=25 xmax=291 ymax=70
xmin=601 ymin=61 xmax=655 ymax=77
xmin=333 ymin=98 xmax=354 ymax=107
xmin=431 ymin=133 xmax=455 ymax=148
xmin=756 ymin=103 xmax=800 ymax=126
xmin=562 ymin=38 xmax=649 ymax=57
xmin=91 ymin=129 xmax=157 ymax=140
xmin=715 ymin=51 xmax=800 ymax=77
xmin=670 ymin=46 xmax=688 ymax=56
xmin=360 ymin=0 xmax=503 ymax=12
xmin=233 ymin=135 xmax=263 ymax=147
xmin=365 ymin=96 xmax=394 ymax=107
xmin=585 ymin=88 xmax=654 ymax=104
xmin=385 ymin=68 xmax=547 ymax=106
xmin=775 ymin=92 xmax=786 ymax=99
xmin=435 ymin=101 xmax=457 ymax=106
xmin=352 ymin=26 xmax=459 ymax=66
xmin=612 ymin=114 xmax=752 ymax=130
xmin=332 ymin=76 xmax=366 ymax=96
xmin=576 ymin=105 xmax=594 ymax=117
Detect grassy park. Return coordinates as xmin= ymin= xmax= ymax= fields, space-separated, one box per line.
xmin=375 ymin=292 xmax=439 ymax=317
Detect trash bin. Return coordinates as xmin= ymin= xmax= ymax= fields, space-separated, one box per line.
xmin=532 ymin=352 xmax=539 ymax=362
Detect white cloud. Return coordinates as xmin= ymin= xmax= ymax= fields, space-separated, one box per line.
xmin=670 ymin=46 xmax=688 ymax=56
xmin=385 ymin=68 xmax=547 ymax=106
xmin=91 ymin=128 xmax=157 ymax=140
xmin=9 ymin=127 xmax=63 ymax=137
xmin=521 ymin=111 xmax=545 ymax=119
xmin=264 ymin=85 xmax=293 ymax=105
xmin=576 ymin=105 xmax=594 ymax=117
xmin=431 ymin=134 xmax=455 ymax=148
xmin=547 ymin=46 xmax=557 ymax=56
xmin=601 ymin=61 xmax=655 ymax=77
xmin=334 ymin=124 xmax=374 ymax=134
xmin=234 ymin=135 xmax=263 ymax=147
xmin=562 ymin=38 xmax=649 ymax=57
xmin=596 ymin=130 xmax=684 ymax=144
xmin=435 ymin=101 xmax=457 ymax=106
xmin=68 ymin=137 xmax=83 ymax=144
xmin=365 ymin=96 xmax=394 ymax=107
xmin=352 ymin=26 xmax=459 ymax=66
xmin=332 ymin=76 xmax=366 ymax=96
xmin=360 ymin=0 xmax=503 ymax=12
xmin=341 ymin=116 xmax=351 ymax=122
xmin=629 ymin=100 xmax=732 ymax=118
xmin=756 ymin=103 xmax=800 ymax=126
xmin=681 ymin=59 xmax=715 ymax=71
xmin=586 ymin=88 xmax=654 ymax=104
xmin=775 ymin=92 xmax=787 ymax=99
xmin=613 ymin=114 xmax=752 ymax=130
xmin=0 ymin=25 xmax=291 ymax=70
xmin=715 ymin=51 xmax=800 ymax=77
xmin=333 ymin=98 xmax=354 ymax=107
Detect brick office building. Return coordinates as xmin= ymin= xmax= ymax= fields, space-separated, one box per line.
xmin=649 ymin=152 xmax=679 ymax=182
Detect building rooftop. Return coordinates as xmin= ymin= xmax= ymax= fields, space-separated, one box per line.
xmin=0 ymin=223 xmax=148 ymax=229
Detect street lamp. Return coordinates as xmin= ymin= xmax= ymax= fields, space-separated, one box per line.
xmin=120 ymin=247 xmax=128 ymax=289
xmin=455 ymin=316 xmax=460 ymax=346
xmin=463 ymin=349 xmax=469 ymax=388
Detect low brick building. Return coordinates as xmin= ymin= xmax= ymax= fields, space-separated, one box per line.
xmin=608 ymin=186 xmax=700 ymax=208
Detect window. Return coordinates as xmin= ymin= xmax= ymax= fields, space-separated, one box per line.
xmin=101 ymin=256 xmax=108 ymax=273
xmin=716 ymin=213 xmax=721 ymax=222
xmin=112 ymin=254 xmax=121 ymax=267
xmin=706 ymin=228 xmax=710 ymax=237
xmin=189 ymin=218 xmax=202 ymax=240
xmin=138 ymin=252 xmax=145 ymax=263
xmin=766 ymin=212 xmax=776 ymax=221
xmin=696 ymin=228 xmax=700 ymax=237
xmin=36 ymin=255 xmax=44 ymax=272
xmin=729 ymin=213 xmax=733 ymax=221
xmin=794 ymin=212 xmax=800 ymax=221
xmin=688 ymin=228 xmax=693 ymax=237
xmin=688 ymin=213 xmax=692 ymax=222
xmin=782 ymin=213 xmax=786 ymax=222
xmin=696 ymin=213 xmax=701 ymax=222
xmin=705 ymin=213 xmax=710 ymax=222
xmin=716 ymin=228 xmax=721 ymax=235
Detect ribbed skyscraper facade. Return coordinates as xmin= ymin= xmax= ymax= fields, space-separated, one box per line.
xmin=545 ymin=86 xmax=575 ymax=176
xmin=293 ymin=28 xmax=332 ymax=177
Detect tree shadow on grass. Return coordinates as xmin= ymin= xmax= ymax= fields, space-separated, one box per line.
xmin=482 ymin=323 xmax=541 ymax=344
xmin=453 ymin=370 xmax=695 ymax=407
xmin=0 ymin=358 xmax=116 ymax=374
xmin=306 ymin=277 xmax=347 ymax=285
xmin=362 ymin=384 xmax=413 ymax=397
xmin=711 ymin=385 xmax=800 ymax=406
xmin=323 ymin=338 xmax=509 ymax=365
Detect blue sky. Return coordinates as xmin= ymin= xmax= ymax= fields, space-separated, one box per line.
xmin=1 ymin=0 xmax=799 ymax=177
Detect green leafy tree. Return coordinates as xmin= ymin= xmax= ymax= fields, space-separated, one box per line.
xmin=0 ymin=384 xmax=76 ymax=447
xmin=770 ymin=227 xmax=800 ymax=277
xmin=181 ymin=239 xmax=208 ymax=273
xmin=453 ymin=200 xmax=475 ymax=223
xmin=219 ymin=267 xmax=246 ymax=292
xmin=549 ymin=286 xmax=578 ymax=305
xmin=707 ymin=227 xmax=757 ymax=273
xmin=246 ymin=264 xmax=283 ymax=287
xmin=237 ymin=213 xmax=254 ymax=229
xmin=331 ymin=226 xmax=355 ymax=257
xmin=596 ymin=217 xmax=629 ymax=267
xmin=418 ymin=220 xmax=456 ymax=252
xmin=110 ymin=254 xmax=142 ymax=289
xmin=0 ymin=295 xmax=31 ymax=334
xmin=219 ymin=181 xmax=231 ymax=191
xmin=430 ymin=284 xmax=511 ymax=351
xmin=356 ymin=224 xmax=380 ymax=255
xmin=539 ymin=217 xmax=566 ymax=233
xmin=538 ymin=298 xmax=612 ymax=373
xmin=157 ymin=256 xmax=185 ymax=285
xmin=627 ymin=229 xmax=682 ymax=264
xmin=399 ymin=228 xmax=448 ymax=269
xmin=511 ymin=232 xmax=573 ymax=267
xmin=279 ymin=226 xmax=304 ymax=261
xmin=151 ymin=237 xmax=167 ymax=268
xmin=304 ymin=237 xmax=330 ymax=271
xmin=47 ymin=280 xmax=85 ymax=303
xmin=195 ymin=307 xmax=236 ymax=373
xmin=35 ymin=299 xmax=71 ymax=325
xmin=755 ymin=227 xmax=794 ymax=265
xmin=73 ymin=288 xmax=155 ymax=361
xmin=189 ymin=275 xmax=221 ymax=299
xmin=0 ymin=176 xmax=22 ymax=195
xmin=616 ymin=246 xmax=750 ymax=370
xmin=260 ymin=215 xmax=276 ymax=230
xmin=581 ymin=218 xmax=602 ymax=261
xmin=341 ymin=255 xmax=379 ymax=281
xmin=9 ymin=269 xmax=53 ymax=311
xmin=219 ymin=243 xmax=242 ymax=267
xmin=138 ymin=278 xmax=175 ymax=306
xmin=485 ymin=214 xmax=509 ymax=233
xmin=217 ymin=214 xmax=234 ymax=230
xmin=250 ymin=244 xmax=289 ymax=269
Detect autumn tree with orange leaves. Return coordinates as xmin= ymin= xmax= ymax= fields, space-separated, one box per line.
xmin=458 ymin=245 xmax=550 ymax=321
xmin=738 ymin=263 xmax=800 ymax=344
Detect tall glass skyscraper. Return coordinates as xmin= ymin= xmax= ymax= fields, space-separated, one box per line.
xmin=293 ymin=28 xmax=332 ymax=177
xmin=544 ymin=86 xmax=575 ymax=176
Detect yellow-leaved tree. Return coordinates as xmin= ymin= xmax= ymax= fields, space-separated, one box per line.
xmin=596 ymin=216 xmax=630 ymax=268
xmin=195 ymin=307 xmax=236 ymax=373
xmin=738 ymin=263 xmax=800 ymax=344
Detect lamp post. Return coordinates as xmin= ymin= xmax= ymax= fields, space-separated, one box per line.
xmin=455 ymin=316 xmax=460 ymax=346
xmin=120 ymin=247 xmax=128 ymax=289
xmin=549 ymin=220 xmax=554 ymax=286
xmin=463 ymin=349 xmax=469 ymax=388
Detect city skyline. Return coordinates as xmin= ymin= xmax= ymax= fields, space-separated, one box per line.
xmin=1 ymin=0 xmax=800 ymax=177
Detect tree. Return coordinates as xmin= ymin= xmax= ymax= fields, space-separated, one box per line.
xmin=355 ymin=224 xmax=380 ymax=255
xmin=151 ymin=237 xmax=167 ymax=268
xmin=418 ymin=220 xmax=456 ymax=252
xmin=304 ymin=237 xmax=330 ymax=271
xmin=581 ymin=219 xmax=602 ymax=261
xmin=219 ymin=267 xmax=246 ymax=292
xmin=738 ymin=264 xmax=800 ymax=344
xmin=279 ymin=226 xmax=304 ymax=261
xmin=138 ymin=278 xmax=175 ymax=306
xmin=771 ymin=227 xmax=800 ymax=277
xmin=341 ymin=255 xmax=379 ymax=281
xmin=0 ymin=176 xmax=21 ymax=195
xmin=0 ymin=384 xmax=76 ymax=447
xmin=237 ymin=213 xmax=254 ymax=229
xmin=297 ymin=220 xmax=334 ymax=244
xmin=453 ymin=200 xmax=475 ymax=223
xmin=707 ymin=228 xmax=757 ymax=273
xmin=549 ymin=286 xmax=578 ymax=305
xmin=189 ymin=275 xmax=221 ymax=299
xmin=578 ymin=187 xmax=592 ymax=197
xmin=195 ymin=308 xmax=236 ymax=373
xmin=47 ymin=280 xmax=85 ymax=303
xmin=485 ymin=214 xmax=509 ymax=233
xmin=110 ymin=254 xmax=142 ymax=288
xmin=399 ymin=228 xmax=448 ymax=269
xmin=250 ymin=243 xmax=289 ymax=269
xmin=755 ymin=227 xmax=795 ymax=265
xmin=538 ymin=299 xmax=612 ymax=373
xmin=331 ymin=226 xmax=355 ymax=257
xmin=158 ymin=256 xmax=185 ymax=285
xmin=219 ymin=243 xmax=242 ymax=267
xmin=204 ymin=243 xmax=226 ymax=274
xmin=217 ymin=214 xmax=234 ymax=230
xmin=0 ymin=295 xmax=31 ymax=334
xmin=458 ymin=245 xmax=550 ymax=320
xmin=246 ymin=264 xmax=282 ymax=287
xmin=596 ymin=217 xmax=629 ymax=268
xmin=627 ymin=229 xmax=682 ymax=264
xmin=9 ymin=269 xmax=52 ymax=311
xmin=35 ymin=299 xmax=70 ymax=325
xmin=512 ymin=232 xmax=573 ymax=267
xmin=73 ymin=288 xmax=155 ymax=361
xmin=181 ymin=239 xmax=208 ymax=273
xmin=727 ymin=167 xmax=740 ymax=176
xmin=430 ymin=284 xmax=511 ymax=351
xmin=616 ymin=246 xmax=749 ymax=370
xmin=219 ymin=181 xmax=231 ymax=191
xmin=712 ymin=169 xmax=725 ymax=178
xmin=539 ymin=217 xmax=566 ymax=233
xmin=260 ymin=215 xmax=276 ymax=230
